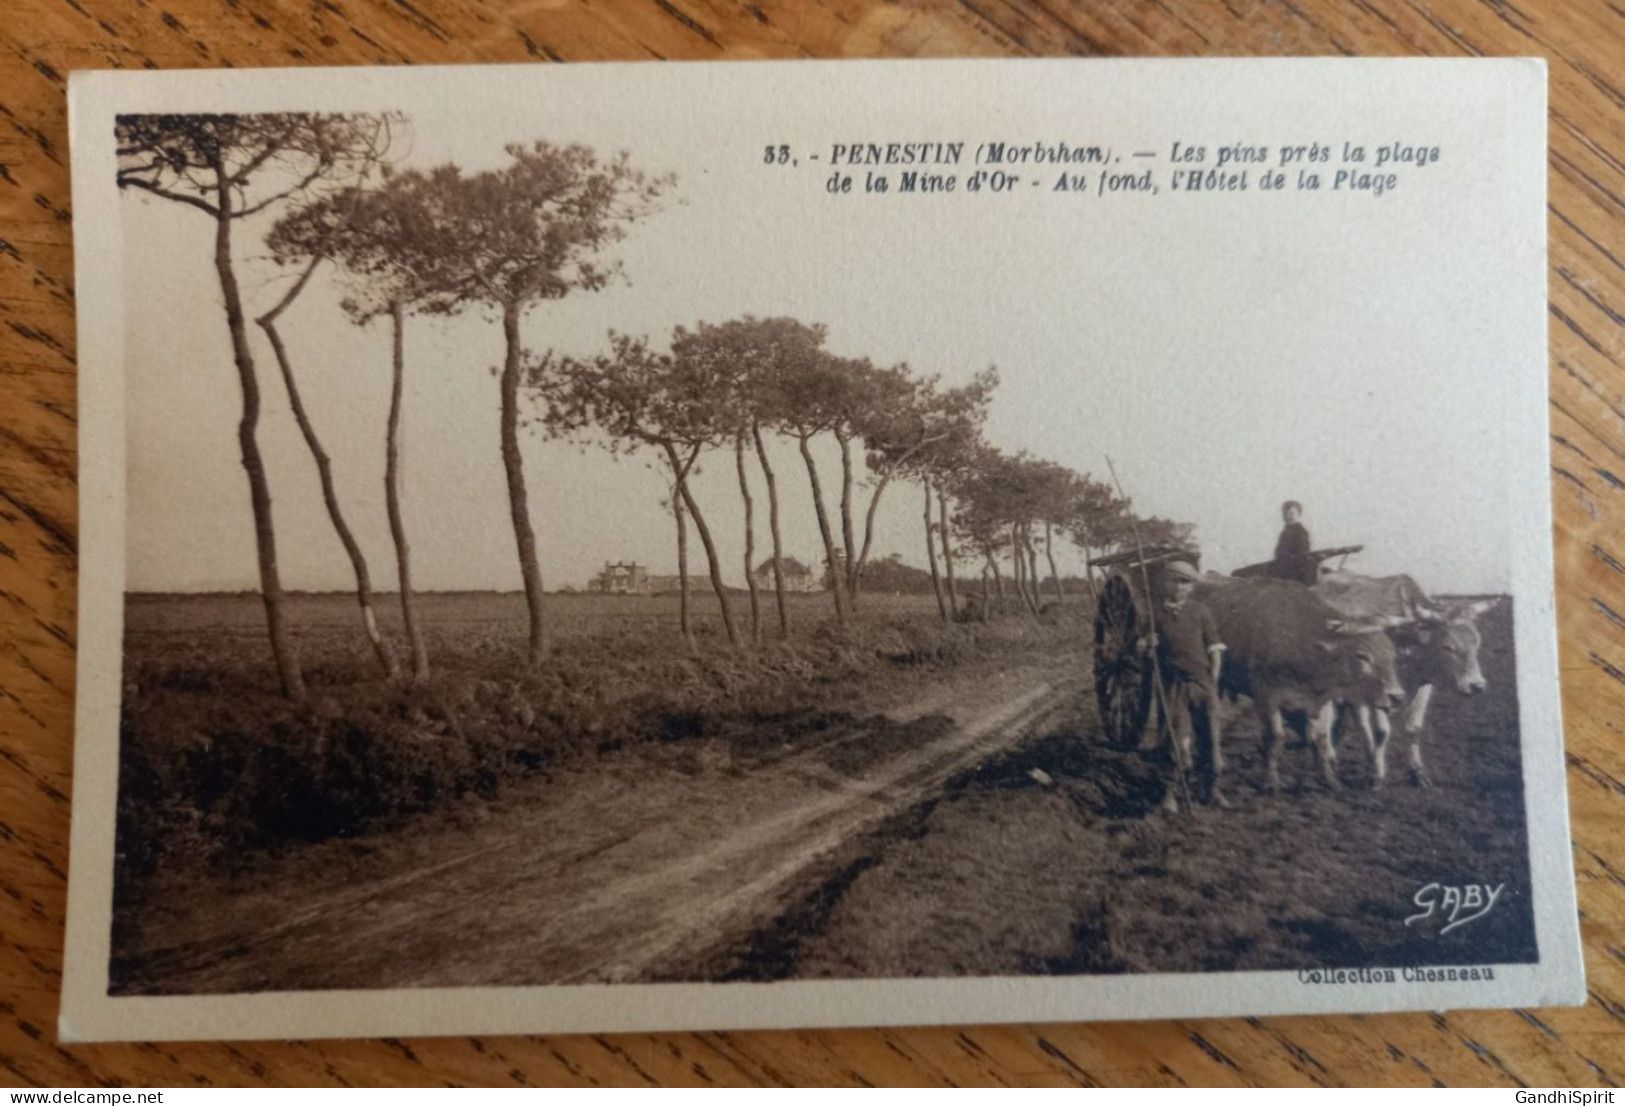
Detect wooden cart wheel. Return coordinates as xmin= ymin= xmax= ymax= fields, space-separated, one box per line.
xmin=1093 ymin=573 xmax=1153 ymax=749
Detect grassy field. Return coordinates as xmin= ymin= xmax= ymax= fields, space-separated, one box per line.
xmin=116 ymin=587 xmax=1064 ymax=887
xmin=111 ymin=590 xmax=1537 ymax=990
xmin=124 ymin=590 xmax=944 ymax=691
xmin=760 ymin=601 xmax=1540 ymax=978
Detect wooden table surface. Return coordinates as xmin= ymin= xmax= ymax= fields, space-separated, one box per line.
xmin=3 ymin=0 xmax=1622 ymax=1088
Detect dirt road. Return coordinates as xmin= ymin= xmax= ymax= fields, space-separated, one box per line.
xmin=117 ymin=657 xmax=1083 ymax=994
xmin=115 ymin=605 xmax=1534 ymax=993
xmin=776 ymin=603 xmax=1539 ymax=980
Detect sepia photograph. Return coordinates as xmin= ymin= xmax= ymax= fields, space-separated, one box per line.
xmin=61 ymin=58 xmax=1577 ymax=1040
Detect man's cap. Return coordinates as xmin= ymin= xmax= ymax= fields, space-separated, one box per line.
xmin=1163 ymin=558 xmax=1201 ymax=582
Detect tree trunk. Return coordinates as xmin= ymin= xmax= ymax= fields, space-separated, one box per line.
xmin=681 ymin=483 xmax=740 ymax=648
xmin=853 ymin=467 xmax=896 ymax=602
xmin=1008 ymin=526 xmax=1023 ymax=604
xmin=1024 ymin=527 xmax=1044 ymax=613
xmin=672 ymin=471 xmax=693 ymax=650
xmin=256 ymin=268 xmax=396 ymax=682
xmin=938 ymin=487 xmax=958 ymax=618
xmin=980 ymin=563 xmax=991 ymax=619
xmin=667 ymin=441 xmax=739 ymax=648
xmin=989 ymin=551 xmax=1006 ymax=598
xmin=853 ymin=433 xmax=938 ymax=598
xmin=500 ymin=300 xmax=547 ymax=666
xmin=798 ymin=434 xmax=847 ymax=625
xmin=213 ymin=184 xmax=305 ymax=700
xmin=837 ymin=429 xmax=857 ymax=600
xmin=1013 ymin=525 xmax=1040 ymax=615
xmin=1044 ymin=518 xmax=1065 ymax=604
xmin=923 ymin=480 xmax=947 ymax=621
xmin=752 ymin=423 xmax=789 ymax=638
xmin=735 ymin=434 xmax=761 ymax=645
xmin=388 ymin=299 xmax=430 ymax=681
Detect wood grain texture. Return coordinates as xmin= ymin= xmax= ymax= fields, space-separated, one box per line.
xmin=2 ymin=0 xmax=1621 ymax=1087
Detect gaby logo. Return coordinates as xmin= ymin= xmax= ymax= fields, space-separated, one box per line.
xmin=1405 ymin=883 xmax=1506 ymax=935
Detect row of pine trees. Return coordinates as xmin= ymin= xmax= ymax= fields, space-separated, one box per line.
xmin=117 ymin=113 xmax=1181 ymax=700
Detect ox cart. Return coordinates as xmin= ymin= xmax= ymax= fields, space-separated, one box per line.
xmin=1231 ymin=544 xmax=1364 ymax=580
xmin=1088 ymin=542 xmax=1365 ymax=750
xmin=1087 ymin=544 xmax=1197 ymax=750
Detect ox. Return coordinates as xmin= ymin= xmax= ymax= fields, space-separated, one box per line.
xmin=1197 ymin=577 xmax=1406 ymax=794
xmin=1315 ymin=571 xmax=1501 ymax=786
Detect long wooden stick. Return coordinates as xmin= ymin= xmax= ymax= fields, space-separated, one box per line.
xmin=1106 ymin=456 xmax=1192 ymax=813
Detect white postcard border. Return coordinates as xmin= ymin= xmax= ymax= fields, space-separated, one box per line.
xmin=61 ymin=57 xmax=1580 ymax=1043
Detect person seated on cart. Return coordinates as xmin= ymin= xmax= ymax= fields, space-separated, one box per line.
xmin=1142 ymin=557 xmax=1229 ymax=811
xmin=1271 ymin=500 xmax=1317 ymax=586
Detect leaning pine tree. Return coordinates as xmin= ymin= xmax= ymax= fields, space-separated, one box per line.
xmin=542 ymin=334 xmax=740 ymax=650
xmin=666 ymin=316 xmax=829 ymax=640
xmin=856 ymin=368 xmax=996 ymax=603
xmin=116 ymin=113 xmax=391 ymax=699
xmin=749 ymin=327 xmax=860 ymax=628
xmin=266 ymin=176 xmax=467 ymax=683
xmin=350 ymin=145 xmax=671 ymax=667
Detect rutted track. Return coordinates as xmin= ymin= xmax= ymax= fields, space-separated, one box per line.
xmin=116 ymin=659 xmax=1083 ymax=994
xmin=739 ymin=604 xmax=1540 ymax=981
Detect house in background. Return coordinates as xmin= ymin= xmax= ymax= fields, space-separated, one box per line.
xmin=753 ymin=556 xmax=822 ymax=593
xmin=588 ymin=557 xmax=826 ymax=596
xmin=587 ymin=561 xmax=650 ymax=595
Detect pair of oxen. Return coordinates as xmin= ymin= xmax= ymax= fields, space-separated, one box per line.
xmin=1193 ymin=571 xmax=1500 ymax=794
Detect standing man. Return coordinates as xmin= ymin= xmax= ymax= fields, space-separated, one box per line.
xmin=1272 ymin=500 xmax=1317 ymax=586
xmin=1145 ymin=557 xmax=1228 ymax=811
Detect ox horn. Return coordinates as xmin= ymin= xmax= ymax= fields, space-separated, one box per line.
xmin=1326 ymin=615 xmax=1399 ymax=635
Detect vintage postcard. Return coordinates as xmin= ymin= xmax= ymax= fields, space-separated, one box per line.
xmin=62 ymin=57 xmax=1579 ymax=1042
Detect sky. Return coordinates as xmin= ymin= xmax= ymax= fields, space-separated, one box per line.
xmin=119 ymin=61 xmax=1540 ymax=597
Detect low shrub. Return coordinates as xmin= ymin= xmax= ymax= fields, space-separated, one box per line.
xmin=115 ymin=600 xmax=1088 ymax=886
